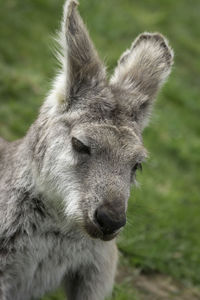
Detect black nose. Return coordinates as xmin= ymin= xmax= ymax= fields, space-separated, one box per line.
xmin=95 ymin=206 xmax=126 ymax=235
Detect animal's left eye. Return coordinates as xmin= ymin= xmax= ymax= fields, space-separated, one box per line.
xmin=132 ymin=163 xmax=142 ymax=173
xmin=71 ymin=137 xmax=91 ymax=155
xmin=131 ymin=163 xmax=142 ymax=182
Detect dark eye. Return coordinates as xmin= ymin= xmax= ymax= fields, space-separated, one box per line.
xmin=131 ymin=163 xmax=142 ymax=182
xmin=72 ymin=137 xmax=91 ymax=155
xmin=132 ymin=163 xmax=142 ymax=173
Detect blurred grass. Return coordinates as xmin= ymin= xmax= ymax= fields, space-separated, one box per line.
xmin=0 ymin=0 xmax=200 ymax=299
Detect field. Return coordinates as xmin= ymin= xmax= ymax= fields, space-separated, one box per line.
xmin=0 ymin=0 xmax=200 ymax=299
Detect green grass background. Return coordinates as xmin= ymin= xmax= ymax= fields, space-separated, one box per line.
xmin=0 ymin=0 xmax=200 ymax=299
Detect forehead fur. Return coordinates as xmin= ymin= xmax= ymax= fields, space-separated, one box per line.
xmin=61 ymin=81 xmax=148 ymax=159
xmin=65 ymin=80 xmax=141 ymax=129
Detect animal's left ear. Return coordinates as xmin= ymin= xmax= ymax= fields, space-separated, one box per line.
xmin=110 ymin=33 xmax=174 ymax=130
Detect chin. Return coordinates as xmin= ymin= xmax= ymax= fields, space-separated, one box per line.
xmin=101 ymin=232 xmax=119 ymax=241
xmin=84 ymin=219 xmax=120 ymax=242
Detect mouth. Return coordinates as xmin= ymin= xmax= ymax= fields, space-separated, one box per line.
xmin=84 ymin=219 xmax=121 ymax=241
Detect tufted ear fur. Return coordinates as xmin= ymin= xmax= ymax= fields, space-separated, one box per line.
xmin=110 ymin=33 xmax=174 ymax=130
xmin=58 ymin=0 xmax=106 ymax=105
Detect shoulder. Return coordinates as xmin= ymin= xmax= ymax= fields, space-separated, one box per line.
xmin=0 ymin=137 xmax=8 ymax=152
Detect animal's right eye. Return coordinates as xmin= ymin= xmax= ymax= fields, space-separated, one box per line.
xmin=71 ymin=137 xmax=91 ymax=155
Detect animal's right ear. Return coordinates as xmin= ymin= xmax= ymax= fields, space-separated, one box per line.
xmin=58 ymin=0 xmax=106 ymax=106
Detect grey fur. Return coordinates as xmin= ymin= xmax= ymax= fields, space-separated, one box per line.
xmin=0 ymin=1 xmax=173 ymax=299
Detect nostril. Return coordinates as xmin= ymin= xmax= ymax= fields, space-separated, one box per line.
xmin=94 ymin=207 xmax=126 ymax=235
xmin=95 ymin=208 xmax=110 ymax=229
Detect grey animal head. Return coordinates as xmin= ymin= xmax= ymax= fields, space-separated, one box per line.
xmin=32 ymin=0 xmax=173 ymax=241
